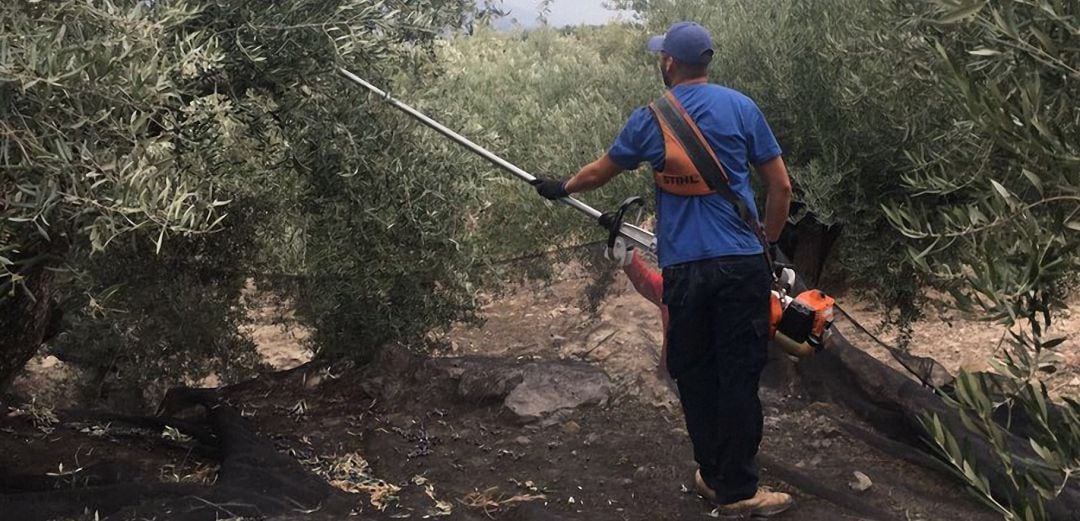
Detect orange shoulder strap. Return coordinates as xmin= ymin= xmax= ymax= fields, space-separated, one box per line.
xmin=650 ymin=92 xmax=771 ymax=260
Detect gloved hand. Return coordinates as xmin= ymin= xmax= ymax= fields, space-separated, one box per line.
xmin=530 ymin=178 xmax=569 ymax=201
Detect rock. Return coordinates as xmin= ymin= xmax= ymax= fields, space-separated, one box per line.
xmin=539 ymin=409 xmax=575 ymax=428
xmin=515 ymin=436 xmax=532 ymax=446
xmin=39 ymin=355 xmax=62 ymax=369
xmin=458 ymin=370 xmax=524 ymax=403
xmin=584 ymin=433 xmax=601 ymax=446
xmin=621 ymin=478 xmax=634 ymax=487
xmin=504 ymin=361 xmax=613 ymax=422
xmin=562 ymin=420 xmax=581 ymax=435
xmin=438 ymin=361 xmax=469 ymax=379
xmin=434 ymin=357 xmax=613 ymax=423
xmin=432 ymin=357 xmax=525 ymax=403
xmin=848 ymin=471 xmax=873 ymax=492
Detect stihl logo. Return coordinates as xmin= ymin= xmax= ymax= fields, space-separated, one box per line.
xmin=661 ymin=175 xmax=701 ymax=186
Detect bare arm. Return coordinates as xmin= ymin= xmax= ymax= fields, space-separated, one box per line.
xmin=756 ymin=156 xmax=793 ymax=242
xmin=564 ymin=154 xmax=624 ymax=194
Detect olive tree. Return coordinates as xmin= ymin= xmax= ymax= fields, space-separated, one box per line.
xmin=1 ymin=1 xmax=233 ymax=390
xmin=884 ymin=1 xmax=1080 ymax=518
xmin=1 ymin=0 xmax=478 ymax=396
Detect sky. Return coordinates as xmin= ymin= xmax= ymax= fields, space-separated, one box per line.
xmin=489 ymin=0 xmax=632 ymax=29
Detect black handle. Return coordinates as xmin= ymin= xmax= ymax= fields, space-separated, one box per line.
xmin=601 ymin=196 xmax=645 ymax=249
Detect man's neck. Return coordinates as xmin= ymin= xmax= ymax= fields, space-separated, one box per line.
xmin=671 ymin=76 xmax=708 ymax=88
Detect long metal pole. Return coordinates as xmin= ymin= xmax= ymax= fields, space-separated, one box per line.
xmin=336 ymin=68 xmax=657 ymax=254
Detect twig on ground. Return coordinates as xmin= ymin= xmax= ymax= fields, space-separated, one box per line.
xmin=189 ymin=496 xmax=241 ymax=518
xmin=583 ymin=330 xmax=618 ymax=358
xmin=460 ymin=486 xmax=546 ymax=517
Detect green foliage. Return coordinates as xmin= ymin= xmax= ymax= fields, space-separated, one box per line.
xmin=885 ymin=0 xmax=1080 ymax=321
xmin=924 ymin=368 xmax=1080 ymax=520
xmin=55 ymin=207 xmax=263 ymax=402
xmin=1 ymin=0 xmax=482 ymax=394
xmin=1 ymin=0 xmax=251 ymax=396
xmin=402 ymin=25 xmax=660 ymax=266
xmin=880 ymin=1 xmax=1080 ymax=518
xmin=1 ymin=1 xmax=232 ymax=287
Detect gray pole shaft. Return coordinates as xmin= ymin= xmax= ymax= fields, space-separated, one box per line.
xmin=336 ymin=68 xmax=656 ymax=253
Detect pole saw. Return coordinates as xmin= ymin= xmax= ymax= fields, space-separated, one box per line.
xmin=336 ymin=68 xmax=657 ymax=258
xmin=337 ymin=68 xmax=834 ymax=359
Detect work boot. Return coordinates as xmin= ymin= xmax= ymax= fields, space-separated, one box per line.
xmin=694 ymin=469 xmax=718 ymax=502
xmin=694 ymin=469 xmax=793 ymax=517
xmin=716 ymin=488 xmax=794 ymax=518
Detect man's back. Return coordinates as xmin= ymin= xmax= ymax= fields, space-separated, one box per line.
xmin=608 ymin=83 xmax=782 ymax=267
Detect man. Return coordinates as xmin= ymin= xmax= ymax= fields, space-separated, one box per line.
xmin=532 ymin=21 xmax=794 ymax=517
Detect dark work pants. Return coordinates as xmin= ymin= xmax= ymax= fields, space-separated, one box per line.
xmin=662 ymin=255 xmax=771 ymax=504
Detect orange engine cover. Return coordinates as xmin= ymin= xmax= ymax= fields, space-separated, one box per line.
xmin=770 ymin=289 xmax=836 ymax=357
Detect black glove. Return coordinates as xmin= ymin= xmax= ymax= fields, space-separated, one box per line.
xmin=530 ymin=178 xmax=569 ymax=201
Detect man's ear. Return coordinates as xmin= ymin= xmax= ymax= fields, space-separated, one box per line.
xmin=661 ymin=54 xmax=674 ymax=72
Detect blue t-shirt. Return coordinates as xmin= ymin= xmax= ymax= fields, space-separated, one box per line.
xmin=608 ymin=83 xmax=782 ymax=268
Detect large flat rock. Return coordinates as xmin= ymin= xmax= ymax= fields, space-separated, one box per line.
xmin=434 ymin=357 xmax=613 ymax=422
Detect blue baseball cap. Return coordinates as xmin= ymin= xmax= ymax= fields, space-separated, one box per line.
xmin=646 ymin=22 xmax=714 ymax=65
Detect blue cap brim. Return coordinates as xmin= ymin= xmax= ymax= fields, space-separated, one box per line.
xmin=646 ymin=35 xmax=665 ymax=53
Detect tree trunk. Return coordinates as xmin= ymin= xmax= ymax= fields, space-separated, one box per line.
xmin=787 ymin=213 xmax=842 ymax=287
xmin=0 ymin=264 xmax=57 ymax=393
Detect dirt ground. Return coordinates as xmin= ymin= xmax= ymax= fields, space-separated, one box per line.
xmin=3 ymin=264 xmax=1075 ymax=520
xmin=242 ymin=285 xmax=315 ymax=372
xmin=837 ymin=294 xmax=1080 ymax=399
xmin=210 ymin=359 xmax=992 ymax=521
xmin=445 ymin=263 xmax=1080 ymax=402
